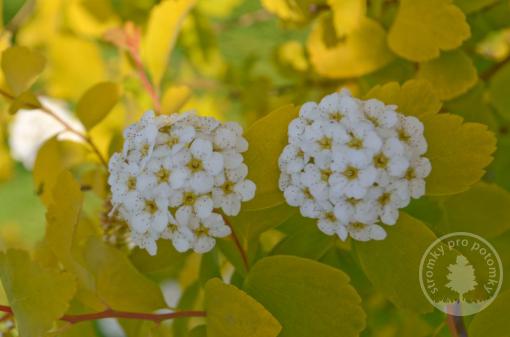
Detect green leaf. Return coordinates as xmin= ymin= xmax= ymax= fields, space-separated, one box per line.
xmin=366 ymin=79 xmax=442 ymax=118
xmin=33 ymin=137 xmax=88 ymax=206
xmin=354 ymin=213 xmax=436 ymax=313
xmin=388 ymin=0 xmax=470 ymax=62
xmin=308 ymin=15 xmax=394 ymax=79
xmin=188 ymin=325 xmax=207 ymax=337
xmin=422 ymin=113 xmax=497 ymax=195
xmin=244 ymin=104 xmax=299 ymax=210
xmin=416 ymin=50 xmax=478 ymax=100
xmin=173 ymin=282 xmax=201 ymax=337
xmin=327 ymin=0 xmax=366 ymax=35
xmin=489 ymin=61 xmax=510 ymax=120
xmin=143 ymin=0 xmax=197 ymax=87
xmin=83 ymin=238 xmax=166 ymax=311
xmin=205 ymin=278 xmax=281 ymax=337
xmin=0 ymin=250 xmax=76 ymax=337
xmin=199 ymin=250 xmax=221 ymax=286
xmin=76 ymin=82 xmax=120 ymax=130
xmin=439 ymin=182 xmax=510 ymax=238
xmin=244 ymin=255 xmax=366 ymax=337
xmin=445 ymin=82 xmax=497 ymax=130
xmin=270 ymin=218 xmax=335 ymax=259
xmin=469 ymin=289 xmax=510 ymax=337
xmin=1 ymin=46 xmax=45 ymax=95
xmin=454 ymin=0 xmax=498 ymax=14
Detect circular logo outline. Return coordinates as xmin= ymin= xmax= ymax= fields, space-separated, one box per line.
xmin=419 ymin=232 xmax=503 ymax=316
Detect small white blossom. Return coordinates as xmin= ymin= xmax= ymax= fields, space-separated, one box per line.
xmin=109 ymin=111 xmax=255 ymax=255
xmin=279 ymin=90 xmax=431 ymax=242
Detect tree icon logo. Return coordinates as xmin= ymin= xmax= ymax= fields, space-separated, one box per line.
xmin=419 ymin=232 xmax=503 ymax=316
xmin=445 ymin=255 xmax=478 ymax=303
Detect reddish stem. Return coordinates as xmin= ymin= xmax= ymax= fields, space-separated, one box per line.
xmin=0 ymin=305 xmax=205 ymax=324
xmin=222 ymin=215 xmax=250 ymax=272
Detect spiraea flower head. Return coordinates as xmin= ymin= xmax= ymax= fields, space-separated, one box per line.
xmin=279 ymin=90 xmax=431 ymax=242
xmin=108 ymin=111 xmax=256 ymax=255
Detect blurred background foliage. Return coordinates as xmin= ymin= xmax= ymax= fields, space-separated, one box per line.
xmin=0 ymin=0 xmax=509 ymax=336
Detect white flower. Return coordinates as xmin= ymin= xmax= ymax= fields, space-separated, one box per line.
xmin=188 ymin=213 xmax=231 ymax=253
xmin=8 ymin=97 xmax=85 ymax=169
xmin=279 ymin=90 xmax=431 ymax=242
xmin=109 ymin=111 xmax=255 ymax=255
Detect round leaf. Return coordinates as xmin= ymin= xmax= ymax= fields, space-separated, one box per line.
xmin=308 ymin=16 xmax=394 ymax=79
xmin=388 ymin=0 xmax=470 ymax=62
xmin=244 ymin=104 xmax=299 ymax=210
xmin=244 ymin=255 xmax=366 ymax=337
xmin=489 ymin=61 xmax=510 ymax=120
xmin=354 ymin=213 xmax=436 ymax=313
xmin=416 ymin=50 xmax=478 ymax=100
xmin=468 ymin=289 xmax=510 ymax=337
xmin=423 ymin=113 xmax=497 ymax=196
xmin=366 ymin=79 xmax=442 ymax=118
xmin=76 ymin=82 xmax=120 ymax=130
xmin=1 ymin=46 xmax=46 ymax=95
xmin=205 ymin=278 xmax=281 ymax=337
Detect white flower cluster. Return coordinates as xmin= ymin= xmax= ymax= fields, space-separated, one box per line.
xmin=279 ymin=90 xmax=431 ymax=242
xmin=108 ymin=111 xmax=256 ymax=255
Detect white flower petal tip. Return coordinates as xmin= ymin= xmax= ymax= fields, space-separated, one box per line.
xmin=278 ymin=91 xmax=431 ymax=242
xmin=108 ymin=111 xmax=255 ymax=255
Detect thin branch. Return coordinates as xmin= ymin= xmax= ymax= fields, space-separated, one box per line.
xmin=446 ymin=314 xmax=468 ymax=337
xmin=480 ymin=54 xmax=510 ymax=81
xmin=222 ymin=215 xmax=250 ymax=272
xmin=0 ymin=88 xmax=108 ymax=169
xmin=0 ymin=305 xmax=205 ymax=324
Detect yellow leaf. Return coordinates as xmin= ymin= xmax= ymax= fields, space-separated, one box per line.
xmin=8 ymin=91 xmax=42 ymax=115
xmin=33 ymin=137 xmax=88 ymax=206
xmin=1 ymin=46 xmax=46 ymax=95
xmin=244 ymin=105 xmax=299 ymax=210
xmin=423 ymin=113 xmax=496 ymax=196
xmin=83 ymin=238 xmax=166 ymax=311
xmin=76 ymin=82 xmax=120 ymax=130
xmin=205 ymin=278 xmax=281 ymax=337
xmin=66 ymin=0 xmax=119 ymax=37
xmin=327 ymin=0 xmax=366 ymax=35
xmin=416 ymin=50 xmax=478 ymax=100
xmin=277 ymin=41 xmax=309 ymax=72
xmin=46 ymin=35 xmax=106 ymax=100
xmin=308 ymin=16 xmax=393 ymax=79
xmin=261 ymin=0 xmax=315 ymax=23
xmin=143 ymin=0 xmax=197 ymax=87
xmin=0 ymin=250 xmax=76 ymax=337
xmin=161 ymin=85 xmax=192 ymax=115
xmin=388 ymin=0 xmax=470 ymax=62
xmin=366 ymin=79 xmax=442 ymax=118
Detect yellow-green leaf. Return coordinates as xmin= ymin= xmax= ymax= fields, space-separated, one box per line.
xmin=33 ymin=137 xmax=88 ymax=206
xmin=205 ymin=278 xmax=281 ymax=337
xmin=422 ymin=113 xmax=496 ymax=196
xmin=1 ymin=46 xmax=45 ymax=95
xmin=244 ymin=105 xmax=299 ymax=210
xmin=143 ymin=0 xmax=197 ymax=87
xmin=244 ymin=256 xmax=366 ymax=337
xmin=327 ymin=0 xmax=366 ymax=35
xmin=7 ymin=90 xmax=42 ymax=114
xmin=83 ymin=238 xmax=166 ymax=311
xmin=307 ymin=15 xmax=393 ymax=79
xmin=161 ymin=85 xmax=192 ymax=115
xmin=261 ymin=0 xmax=317 ymax=23
xmin=0 ymin=250 xmax=76 ymax=337
xmin=454 ymin=0 xmax=498 ymax=14
xmin=388 ymin=0 xmax=470 ymax=62
xmin=45 ymin=171 xmax=103 ymax=310
xmin=439 ymin=182 xmax=510 ymax=238
xmin=366 ymin=79 xmax=442 ymax=118
xmin=416 ymin=50 xmax=478 ymax=100
xmin=489 ymin=62 xmax=510 ymax=120
xmin=76 ymin=82 xmax=120 ymax=130
xmin=469 ymin=289 xmax=510 ymax=337
xmin=354 ymin=213 xmax=436 ymax=313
